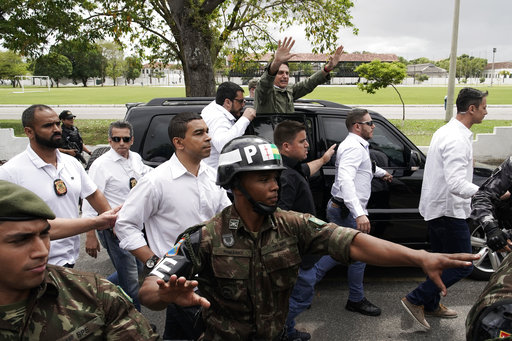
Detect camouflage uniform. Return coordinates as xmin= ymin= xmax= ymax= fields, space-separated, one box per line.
xmin=0 ymin=265 xmax=159 ymax=340
xmin=466 ymin=252 xmax=512 ymax=340
xmin=192 ymin=206 xmax=358 ymax=340
xmin=471 ymin=156 xmax=512 ymax=228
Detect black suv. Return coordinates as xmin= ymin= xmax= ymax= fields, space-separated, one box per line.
xmin=124 ymin=97 xmax=495 ymax=279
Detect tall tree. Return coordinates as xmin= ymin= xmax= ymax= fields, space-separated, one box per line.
xmin=33 ymin=53 xmax=72 ymax=87
xmin=123 ymin=56 xmax=142 ymax=85
xmin=436 ymin=54 xmax=487 ymax=81
xmin=0 ymin=51 xmax=28 ymax=87
xmin=0 ymin=0 xmax=357 ymax=96
xmin=99 ymin=41 xmax=125 ymax=86
xmin=355 ymin=60 xmax=407 ymax=120
xmin=54 ymin=40 xmax=104 ymax=86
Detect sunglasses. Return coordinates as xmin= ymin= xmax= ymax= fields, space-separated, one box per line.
xmin=354 ymin=121 xmax=374 ymax=127
xmin=233 ymin=98 xmax=246 ymax=104
xmin=112 ymin=136 xmax=131 ymax=143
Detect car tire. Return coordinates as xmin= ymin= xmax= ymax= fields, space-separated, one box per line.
xmin=470 ymin=224 xmax=508 ymax=281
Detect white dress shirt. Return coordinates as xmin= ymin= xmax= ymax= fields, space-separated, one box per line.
xmin=201 ymin=100 xmax=251 ymax=170
xmin=115 ymin=153 xmax=231 ymax=258
xmin=0 ymin=145 xmax=97 ymax=266
xmin=419 ymin=118 xmax=479 ymax=221
xmin=331 ymin=133 xmax=386 ymax=219
xmin=82 ymin=148 xmax=153 ymax=217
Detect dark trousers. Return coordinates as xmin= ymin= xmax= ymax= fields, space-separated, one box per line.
xmin=163 ymin=303 xmax=203 ymax=340
xmin=406 ymin=216 xmax=473 ymax=311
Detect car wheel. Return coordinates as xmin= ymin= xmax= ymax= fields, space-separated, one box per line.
xmin=470 ymin=225 xmax=508 ymax=280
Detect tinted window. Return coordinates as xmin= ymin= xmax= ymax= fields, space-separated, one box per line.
xmin=370 ymin=122 xmax=406 ymax=167
xmin=142 ymin=115 xmax=173 ymax=163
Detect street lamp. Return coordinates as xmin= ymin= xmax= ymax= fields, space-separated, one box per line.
xmin=491 ymin=48 xmax=496 ymax=86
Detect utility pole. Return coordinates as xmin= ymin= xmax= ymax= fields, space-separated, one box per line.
xmin=490 ymin=47 xmax=496 ymax=86
xmin=445 ymin=0 xmax=460 ymax=122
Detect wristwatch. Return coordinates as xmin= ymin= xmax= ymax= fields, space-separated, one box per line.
xmin=144 ymin=255 xmax=160 ymax=274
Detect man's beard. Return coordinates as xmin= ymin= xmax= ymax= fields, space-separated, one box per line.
xmin=35 ymin=132 xmax=63 ymax=149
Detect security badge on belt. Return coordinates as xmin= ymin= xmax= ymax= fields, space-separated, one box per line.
xmin=222 ymin=219 xmax=239 ymax=247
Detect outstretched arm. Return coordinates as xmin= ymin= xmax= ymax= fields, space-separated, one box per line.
xmin=323 ymin=45 xmax=344 ymax=74
xmin=349 ymin=233 xmax=478 ymax=296
xmin=139 ymin=275 xmax=211 ymax=311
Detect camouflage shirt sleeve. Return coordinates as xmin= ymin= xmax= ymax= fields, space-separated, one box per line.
xmin=471 ymin=157 xmax=512 ymax=227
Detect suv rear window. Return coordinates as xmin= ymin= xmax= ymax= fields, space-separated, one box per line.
xmin=142 ymin=115 xmax=173 ymax=163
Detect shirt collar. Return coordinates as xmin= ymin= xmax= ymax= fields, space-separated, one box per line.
xmin=348 ymin=132 xmax=369 ymax=147
xmin=449 ymin=118 xmax=473 ymax=138
xmin=107 ymin=147 xmax=129 ymax=162
xmin=210 ymin=101 xmax=237 ymax=122
xmin=26 ymin=144 xmax=63 ymax=170
xmin=168 ymin=154 xmax=207 ymax=180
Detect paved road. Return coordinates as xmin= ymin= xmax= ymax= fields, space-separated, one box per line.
xmin=75 ymin=236 xmax=487 ymax=340
xmin=1 ymin=104 xmax=511 ymax=120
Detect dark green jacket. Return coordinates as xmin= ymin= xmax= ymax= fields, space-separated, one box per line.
xmin=254 ymin=69 xmax=329 ymax=114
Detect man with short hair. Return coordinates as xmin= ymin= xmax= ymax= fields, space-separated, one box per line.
xmin=314 ymin=108 xmax=392 ymax=317
xmin=82 ymin=120 xmax=153 ymax=310
xmin=0 ymin=104 xmax=114 ymax=267
xmin=274 ymin=120 xmax=335 ymax=341
xmin=115 ymin=112 xmax=231 ymax=339
xmin=138 ymin=135 xmax=477 ymax=341
xmin=402 ymin=87 xmax=489 ymax=330
xmin=201 ymin=81 xmax=256 ymax=171
xmin=0 ymin=180 xmax=159 ymax=340
xmin=58 ymin=110 xmax=91 ymax=163
xmin=254 ymin=36 xmax=343 ymax=114
xmin=248 ymin=78 xmax=259 ymax=98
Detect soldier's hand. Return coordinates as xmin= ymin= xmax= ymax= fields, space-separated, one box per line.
xmin=156 ymin=275 xmax=210 ymax=308
xmin=420 ymin=251 xmax=479 ymax=296
xmin=94 ymin=205 xmax=122 ymax=230
xmin=483 ymin=221 xmax=510 ymax=252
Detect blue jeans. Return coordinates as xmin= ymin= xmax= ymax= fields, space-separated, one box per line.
xmin=406 ymin=216 xmax=473 ymax=311
xmin=286 ymin=265 xmax=317 ymax=335
xmin=97 ymin=229 xmax=143 ymax=311
xmin=314 ymin=200 xmax=366 ymax=302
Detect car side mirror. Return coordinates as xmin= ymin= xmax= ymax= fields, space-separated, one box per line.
xmin=409 ymin=150 xmax=422 ymax=171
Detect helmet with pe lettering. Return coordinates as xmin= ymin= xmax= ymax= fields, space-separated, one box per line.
xmin=216 ymin=135 xmax=286 ymax=189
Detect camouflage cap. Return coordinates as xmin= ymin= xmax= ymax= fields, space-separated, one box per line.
xmin=0 ymin=180 xmax=55 ymax=221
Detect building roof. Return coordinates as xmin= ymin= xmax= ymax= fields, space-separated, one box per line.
xmin=484 ymin=62 xmax=512 ymax=70
xmin=237 ymin=52 xmax=399 ymax=63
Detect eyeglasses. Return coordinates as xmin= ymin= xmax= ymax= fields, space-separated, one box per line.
xmin=354 ymin=121 xmax=374 ymax=127
xmin=112 ymin=136 xmax=131 ymax=143
xmin=233 ymin=98 xmax=246 ymax=105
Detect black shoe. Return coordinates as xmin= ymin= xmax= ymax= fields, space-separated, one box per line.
xmin=287 ymin=329 xmax=311 ymax=341
xmin=345 ymin=298 xmax=381 ymax=316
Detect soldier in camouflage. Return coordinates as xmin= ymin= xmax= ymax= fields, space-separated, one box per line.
xmin=0 ymin=180 xmax=159 ymax=340
xmin=139 ymin=135 xmax=479 ymax=341
xmin=470 ymin=156 xmax=512 ymax=252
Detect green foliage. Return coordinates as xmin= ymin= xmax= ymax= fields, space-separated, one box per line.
xmin=0 ymin=51 xmax=28 ymax=86
xmin=435 ymin=54 xmax=487 ymax=80
xmin=98 ymin=41 xmax=125 ymax=86
xmin=409 ymin=57 xmax=434 ymax=65
xmin=53 ymin=40 xmax=104 ymax=86
xmin=414 ymin=74 xmax=429 ymax=83
xmin=123 ymin=56 xmax=142 ymax=84
xmin=355 ymin=61 xmax=407 ymax=94
xmin=33 ymin=53 xmax=72 ymax=87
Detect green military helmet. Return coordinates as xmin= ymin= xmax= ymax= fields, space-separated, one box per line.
xmin=216 ymin=135 xmax=286 ymax=189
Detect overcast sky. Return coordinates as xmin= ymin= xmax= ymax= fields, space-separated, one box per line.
xmin=283 ymin=0 xmax=511 ymax=63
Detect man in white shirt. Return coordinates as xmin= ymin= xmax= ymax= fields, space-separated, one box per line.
xmin=314 ymin=108 xmax=392 ymax=317
xmin=82 ymin=120 xmax=153 ymax=311
xmin=401 ymin=88 xmax=488 ymax=330
xmin=201 ymin=81 xmax=256 ymax=171
xmin=0 ymin=104 xmax=115 ymax=267
xmin=115 ymin=112 xmax=231 ymax=339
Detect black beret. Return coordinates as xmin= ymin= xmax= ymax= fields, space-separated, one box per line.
xmin=0 ymin=180 xmax=56 ymax=221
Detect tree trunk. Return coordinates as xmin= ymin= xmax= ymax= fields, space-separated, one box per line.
xmin=172 ymin=5 xmax=216 ymax=97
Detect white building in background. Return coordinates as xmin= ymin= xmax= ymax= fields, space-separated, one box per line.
xmin=483 ymin=61 xmax=512 ymax=80
xmin=406 ymin=63 xmax=447 ymax=78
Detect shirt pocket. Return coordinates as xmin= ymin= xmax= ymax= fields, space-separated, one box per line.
xmin=212 ymin=248 xmax=251 ymax=302
xmin=261 ymin=236 xmax=302 ymax=290
xmin=55 ymin=315 xmax=103 ymax=341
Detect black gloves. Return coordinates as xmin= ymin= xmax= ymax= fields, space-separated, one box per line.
xmin=483 ymin=220 xmax=509 ymax=252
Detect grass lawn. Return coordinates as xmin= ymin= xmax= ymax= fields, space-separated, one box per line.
xmin=1 ymin=84 xmax=511 ymax=105
xmin=2 ymin=118 xmax=511 ymax=147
